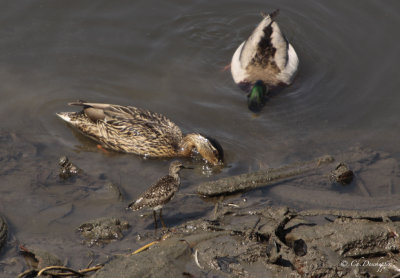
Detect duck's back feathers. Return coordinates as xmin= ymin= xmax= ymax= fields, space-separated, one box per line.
xmin=231 ymin=10 xmax=299 ymax=89
xmin=69 ymin=101 xmax=175 ymax=125
xmin=239 ymin=10 xmax=286 ymax=72
xmin=57 ymin=102 xmax=183 ymax=157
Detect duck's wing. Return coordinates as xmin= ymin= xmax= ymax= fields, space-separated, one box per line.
xmin=128 ymin=175 xmax=177 ymax=210
xmin=67 ymin=101 xmax=183 ymax=156
xmin=70 ymin=101 xmax=173 ymax=125
xmin=69 ymin=101 xmax=154 ymax=121
xmin=239 ymin=10 xmax=289 ymax=74
xmin=106 ymin=116 xmax=181 ymax=145
xmin=108 ymin=106 xmax=183 ymax=148
xmin=69 ymin=101 xmax=181 ymax=137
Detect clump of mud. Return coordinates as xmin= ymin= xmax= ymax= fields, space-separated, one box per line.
xmin=58 ymin=156 xmax=81 ymax=180
xmin=78 ymin=217 xmax=130 ymax=246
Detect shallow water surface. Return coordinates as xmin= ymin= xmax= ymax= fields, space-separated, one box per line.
xmin=0 ymin=0 xmax=400 ymax=275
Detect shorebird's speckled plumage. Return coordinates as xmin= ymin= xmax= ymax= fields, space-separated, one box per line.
xmin=128 ymin=161 xmax=183 ymax=211
xmin=57 ymin=101 xmax=223 ymax=165
xmin=128 ymin=161 xmax=184 ymax=229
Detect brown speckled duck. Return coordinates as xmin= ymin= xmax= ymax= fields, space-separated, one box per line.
xmin=57 ymin=101 xmax=224 ymax=165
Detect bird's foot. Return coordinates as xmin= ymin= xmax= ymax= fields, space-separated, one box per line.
xmin=97 ymin=144 xmax=109 ymax=154
xmin=221 ymin=63 xmax=231 ymax=72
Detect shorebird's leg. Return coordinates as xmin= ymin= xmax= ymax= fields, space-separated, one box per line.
xmin=159 ymin=209 xmax=167 ymax=229
xmin=153 ymin=210 xmax=158 ymax=230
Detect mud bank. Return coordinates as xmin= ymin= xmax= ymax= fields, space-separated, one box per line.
xmin=92 ymin=206 xmax=400 ymax=278
xmin=3 ymin=130 xmax=400 ymax=277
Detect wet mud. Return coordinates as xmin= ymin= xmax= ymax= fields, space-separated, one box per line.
xmin=93 ymin=206 xmax=400 ymax=278
xmin=19 ymin=246 xmax=63 ymax=278
xmin=2 ymin=131 xmax=400 ymax=277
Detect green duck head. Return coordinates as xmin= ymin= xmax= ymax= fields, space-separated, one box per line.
xmin=247 ymin=80 xmax=268 ymax=112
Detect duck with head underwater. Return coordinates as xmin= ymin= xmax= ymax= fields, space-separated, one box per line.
xmin=231 ymin=9 xmax=299 ymax=112
xmin=247 ymin=80 xmax=268 ymax=112
xmin=57 ymin=101 xmax=224 ymax=165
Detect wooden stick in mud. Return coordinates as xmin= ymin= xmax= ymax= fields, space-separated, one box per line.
xmin=197 ymin=155 xmax=335 ymax=197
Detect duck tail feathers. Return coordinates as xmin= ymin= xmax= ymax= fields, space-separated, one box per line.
xmin=261 ymin=9 xmax=279 ymax=20
xmin=68 ymin=100 xmax=88 ymax=107
xmin=56 ymin=112 xmax=73 ymax=123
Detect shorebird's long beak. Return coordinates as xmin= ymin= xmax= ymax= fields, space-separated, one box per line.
xmin=182 ymin=165 xmax=194 ymax=169
xmin=126 ymin=203 xmax=134 ymax=210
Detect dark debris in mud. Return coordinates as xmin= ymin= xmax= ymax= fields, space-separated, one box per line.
xmin=0 ymin=216 xmax=7 ymax=252
xmin=330 ymin=162 xmax=354 ymax=185
xmin=58 ymin=156 xmax=82 ymax=180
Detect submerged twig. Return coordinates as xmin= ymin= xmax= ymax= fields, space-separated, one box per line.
xmin=17 ymin=269 xmax=36 ymax=278
xmin=197 ymin=155 xmax=335 ymax=196
xmin=299 ymin=209 xmax=400 ymax=220
xmin=37 ymin=266 xmax=83 ymax=277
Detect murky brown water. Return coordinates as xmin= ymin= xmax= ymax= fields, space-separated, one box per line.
xmin=1 ymin=0 xmax=400 ymax=275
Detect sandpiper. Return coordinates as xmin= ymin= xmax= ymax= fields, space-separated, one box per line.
xmin=127 ymin=161 xmax=189 ymax=229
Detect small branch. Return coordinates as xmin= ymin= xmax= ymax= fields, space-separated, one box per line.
xmin=79 ymin=265 xmax=103 ymax=274
xmin=17 ymin=269 xmax=36 ymax=278
xmin=18 ymin=264 xmax=104 ymax=278
xmin=37 ymin=266 xmax=84 ymax=277
xmin=298 ymin=209 xmax=400 ymax=220
xmin=197 ymin=155 xmax=335 ymax=197
xmin=131 ymin=241 xmax=159 ymax=255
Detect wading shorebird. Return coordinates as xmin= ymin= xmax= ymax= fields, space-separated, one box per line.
xmin=57 ymin=101 xmax=224 ymax=165
xmin=231 ymin=10 xmax=299 ymax=111
xmin=127 ymin=161 xmax=189 ymax=229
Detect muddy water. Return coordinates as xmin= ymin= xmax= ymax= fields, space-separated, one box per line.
xmin=0 ymin=0 xmax=399 ymax=275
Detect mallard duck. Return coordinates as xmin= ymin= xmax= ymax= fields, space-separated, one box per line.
xmin=57 ymin=101 xmax=224 ymax=165
xmin=128 ymin=160 xmax=189 ymax=229
xmin=231 ymin=10 xmax=299 ymax=111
